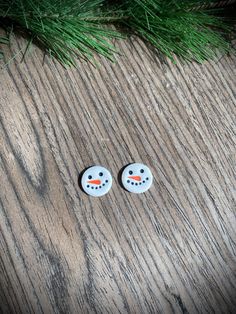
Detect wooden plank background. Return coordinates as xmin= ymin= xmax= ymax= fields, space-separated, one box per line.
xmin=0 ymin=35 xmax=235 ymax=314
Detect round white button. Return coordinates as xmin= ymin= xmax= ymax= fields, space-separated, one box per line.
xmin=121 ymin=163 xmax=153 ymax=194
xmin=81 ymin=166 xmax=112 ymax=197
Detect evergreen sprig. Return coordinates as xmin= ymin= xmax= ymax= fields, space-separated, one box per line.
xmin=0 ymin=0 xmax=125 ymax=65
xmin=121 ymin=0 xmax=232 ymax=62
xmin=0 ymin=0 xmax=234 ymax=65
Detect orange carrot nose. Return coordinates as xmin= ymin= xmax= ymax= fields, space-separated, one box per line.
xmin=87 ymin=179 xmax=101 ymax=185
xmin=128 ymin=176 xmax=141 ymax=181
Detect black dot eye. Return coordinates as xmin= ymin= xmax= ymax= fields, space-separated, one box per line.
xmin=129 ymin=170 xmax=133 ymax=175
xmin=88 ymin=175 xmax=92 ymax=179
xmin=99 ymin=172 xmax=103 ymax=176
xmin=140 ymin=169 xmax=144 ymax=173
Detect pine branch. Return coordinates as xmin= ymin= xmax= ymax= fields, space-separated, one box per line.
xmin=0 ymin=0 xmax=235 ymax=65
xmin=121 ymin=0 xmax=234 ymax=62
xmin=0 ymin=0 xmax=123 ymax=65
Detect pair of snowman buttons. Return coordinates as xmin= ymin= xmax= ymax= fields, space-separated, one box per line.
xmin=81 ymin=163 xmax=153 ymax=197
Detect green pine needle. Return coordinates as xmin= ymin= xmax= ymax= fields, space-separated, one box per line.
xmin=0 ymin=34 xmax=9 ymax=59
xmin=0 ymin=35 xmax=8 ymax=44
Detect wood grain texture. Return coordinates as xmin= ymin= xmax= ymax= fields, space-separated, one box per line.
xmin=0 ymin=36 xmax=235 ymax=314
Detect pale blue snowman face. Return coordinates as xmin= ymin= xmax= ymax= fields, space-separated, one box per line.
xmin=81 ymin=166 xmax=112 ymax=197
xmin=121 ymin=163 xmax=153 ymax=193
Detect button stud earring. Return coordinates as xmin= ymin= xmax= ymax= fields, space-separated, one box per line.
xmin=121 ymin=163 xmax=153 ymax=193
xmin=81 ymin=165 xmax=112 ymax=197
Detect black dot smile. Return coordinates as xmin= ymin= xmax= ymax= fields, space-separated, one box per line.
xmin=127 ymin=178 xmax=149 ymax=185
xmin=86 ymin=179 xmax=109 ymax=190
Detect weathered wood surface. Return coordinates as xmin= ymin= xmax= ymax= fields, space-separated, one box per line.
xmin=0 ymin=36 xmax=235 ymax=314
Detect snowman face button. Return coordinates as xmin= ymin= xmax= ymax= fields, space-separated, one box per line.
xmin=121 ymin=163 xmax=153 ymax=194
xmin=81 ymin=166 xmax=112 ymax=197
